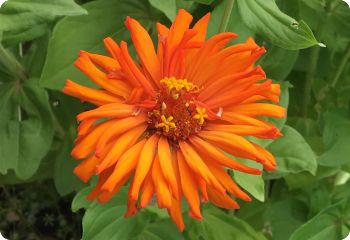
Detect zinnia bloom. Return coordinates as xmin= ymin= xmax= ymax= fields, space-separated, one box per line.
xmin=64 ymin=9 xmax=285 ymax=231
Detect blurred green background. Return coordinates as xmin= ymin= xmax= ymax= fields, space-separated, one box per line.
xmin=0 ymin=0 xmax=350 ymax=239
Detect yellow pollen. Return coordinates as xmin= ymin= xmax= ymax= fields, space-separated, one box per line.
xmin=193 ymin=107 xmax=208 ymax=125
xmin=160 ymin=77 xmax=194 ymax=92
xmin=156 ymin=115 xmax=176 ymax=132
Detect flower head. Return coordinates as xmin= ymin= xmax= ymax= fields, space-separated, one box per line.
xmin=64 ymin=9 xmax=285 ymax=231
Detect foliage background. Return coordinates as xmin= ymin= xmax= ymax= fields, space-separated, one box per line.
xmin=0 ymin=0 xmax=350 ymax=239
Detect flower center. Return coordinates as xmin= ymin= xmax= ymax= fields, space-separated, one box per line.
xmin=147 ymin=77 xmax=208 ymax=141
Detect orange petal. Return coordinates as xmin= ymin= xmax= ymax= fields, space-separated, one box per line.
xmin=177 ymin=151 xmax=202 ymax=219
xmin=206 ymin=124 xmax=281 ymax=139
xmin=125 ymin=17 xmax=160 ymax=86
xmin=192 ymin=13 xmax=210 ymax=42
xmin=71 ymin=120 xmax=117 ymax=159
xmin=158 ymin=137 xmax=180 ymax=199
xmin=198 ymin=131 xmax=260 ymax=163
xmin=139 ymin=173 xmax=154 ymax=208
xmin=179 ymin=141 xmax=225 ymax=193
xmin=74 ymin=155 xmax=99 ymax=183
xmin=207 ymin=186 xmax=240 ymax=209
xmin=96 ymin=124 xmax=147 ymax=173
xmin=168 ymin=197 xmax=185 ymax=232
xmin=77 ymin=103 xmax=138 ymax=122
xmin=87 ymin=167 xmax=113 ymax=201
xmin=130 ymin=134 xmax=159 ymax=200
xmin=189 ymin=136 xmax=261 ymax=175
xmin=226 ymin=103 xmax=285 ymax=118
xmin=205 ymin=161 xmax=251 ymax=201
xmin=74 ymin=52 xmax=130 ymax=98
xmin=95 ymin=114 xmax=146 ymax=156
xmin=63 ymin=80 xmax=123 ymax=106
xmin=83 ymin=51 xmax=120 ymax=72
xmin=152 ymin=155 xmax=172 ymax=209
xmin=102 ymin=139 xmax=146 ymax=192
xmin=167 ymin=9 xmax=193 ymax=49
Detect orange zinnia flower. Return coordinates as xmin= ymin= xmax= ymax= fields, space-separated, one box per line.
xmin=64 ymin=9 xmax=285 ymax=231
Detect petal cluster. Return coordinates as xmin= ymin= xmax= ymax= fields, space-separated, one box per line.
xmin=64 ymin=9 xmax=285 ymax=231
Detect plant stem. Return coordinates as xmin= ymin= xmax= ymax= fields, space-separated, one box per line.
xmin=331 ymin=42 xmax=350 ymax=88
xmin=0 ymin=44 xmax=26 ymax=82
xmin=219 ymin=0 xmax=235 ymax=32
xmin=302 ymin=46 xmax=320 ymax=117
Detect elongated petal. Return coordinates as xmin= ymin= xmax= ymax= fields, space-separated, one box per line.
xmin=177 ymin=151 xmax=202 ymax=219
xmin=152 ymin=155 xmax=172 ymax=209
xmin=96 ymin=124 xmax=147 ymax=173
xmin=179 ymin=141 xmax=225 ymax=193
xmin=130 ymin=134 xmax=159 ymax=200
xmin=102 ymin=139 xmax=146 ymax=192
xmin=125 ymin=17 xmax=160 ymax=85
xmin=189 ymin=136 xmax=261 ymax=174
xmin=158 ymin=137 xmax=179 ymax=199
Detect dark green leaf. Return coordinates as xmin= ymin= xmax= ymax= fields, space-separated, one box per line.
xmin=289 ymin=199 xmax=350 ymax=240
xmin=237 ymin=0 xmax=319 ymax=50
xmin=0 ymin=78 xmax=54 ymax=179
xmin=149 ymin=0 xmax=176 ymax=21
xmin=259 ymin=46 xmax=299 ymax=81
xmin=40 ymin=0 xmax=162 ymax=90
xmin=0 ymin=0 xmax=87 ymax=44
xmin=187 ymin=207 xmax=267 ymax=240
xmin=207 ymin=0 xmax=255 ymax=43
xmin=266 ymin=125 xmax=317 ymax=179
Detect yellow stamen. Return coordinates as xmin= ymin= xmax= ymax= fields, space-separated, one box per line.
xmin=156 ymin=115 xmax=176 ymax=132
xmin=160 ymin=77 xmax=194 ymax=92
xmin=193 ymin=107 xmax=208 ymax=125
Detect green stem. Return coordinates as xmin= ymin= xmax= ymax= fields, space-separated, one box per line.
xmin=219 ymin=0 xmax=235 ymax=32
xmin=302 ymin=46 xmax=320 ymax=117
xmin=331 ymin=42 xmax=350 ymax=88
xmin=0 ymin=44 xmax=26 ymax=81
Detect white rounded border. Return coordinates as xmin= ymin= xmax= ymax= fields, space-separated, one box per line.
xmin=0 ymin=0 xmax=7 ymax=8
xmin=343 ymin=0 xmax=350 ymax=7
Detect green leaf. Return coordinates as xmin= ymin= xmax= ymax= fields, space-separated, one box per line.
xmin=264 ymin=199 xmax=308 ymax=240
xmin=318 ymin=111 xmax=350 ymax=167
xmin=207 ymin=0 xmax=255 ymax=44
xmin=233 ymin=160 xmax=265 ymax=202
xmin=40 ymin=0 xmax=162 ymax=90
xmin=259 ymin=46 xmax=299 ymax=81
xmin=71 ymin=185 xmax=94 ymax=212
xmin=289 ymin=199 xmax=350 ymax=240
xmin=0 ymin=78 xmax=54 ymax=179
xmin=284 ymin=165 xmax=340 ymax=189
xmin=74 ymin=187 xmax=182 ymax=240
xmin=236 ymin=0 xmax=319 ymax=50
xmin=187 ymin=207 xmax=267 ymax=240
xmin=265 ymin=125 xmax=317 ymax=179
xmin=149 ymin=0 xmax=176 ymax=21
xmin=54 ymin=134 xmax=85 ymax=196
xmin=0 ymin=0 xmax=87 ymax=44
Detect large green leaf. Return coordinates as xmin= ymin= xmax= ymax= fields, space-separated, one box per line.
xmin=0 ymin=78 xmax=54 ymax=179
xmin=207 ymin=0 xmax=255 ymax=44
xmin=318 ymin=111 xmax=350 ymax=167
xmin=73 ymin=187 xmax=182 ymax=240
xmin=289 ymin=199 xmax=350 ymax=240
xmin=40 ymin=0 xmax=162 ymax=90
xmin=265 ymin=199 xmax=308 ymax=240
xmin=265 ymin=125 xmax=317 ymax=179
xmin=233 ymin=160 xmax=265 ymax=202
xmin=236 ymin=0 xmax=319 ymax=50
xmin=187 ymin=207 xmax=267 ymax=240
xmin=259 ymin=46 xmax=299 ymax=81
xmin=149 ymin=0 xmax=176 ymax=21
xmin=0 ymin=0 xmax=87 ymax=44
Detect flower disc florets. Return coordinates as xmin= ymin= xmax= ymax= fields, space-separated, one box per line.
xmin=148 ymin=77 xmax=207 ymax=141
